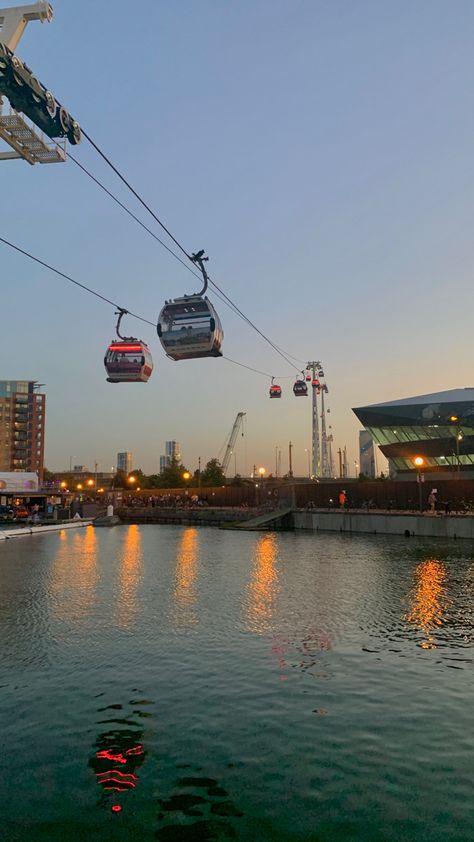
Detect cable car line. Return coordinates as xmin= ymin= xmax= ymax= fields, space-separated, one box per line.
xmin=78 ymin=132 xmax=301 ymax=372
xmin=0 ymin=233 xmax=289 ymax=381
xmin=68 ymin=152 xmax=199 ymax=279
xmin=222 ymin=356 xmax=294 ymax=379
xmin=0 ymin=234 xmax=155 ymax=328
xmin=69 ymin=150 xmax=299 ymax=371
xmin=81 ymin=129 xmax=191 ymax=262
xmin=69 ymin=149 xmax=295 ymax=364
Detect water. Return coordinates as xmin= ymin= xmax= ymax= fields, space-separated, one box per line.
xmin=1 ymin=525 xmax=474 ymax=841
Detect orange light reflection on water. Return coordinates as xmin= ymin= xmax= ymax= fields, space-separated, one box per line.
xmin=50 ymin=526 xmax=98 ymax=623
xmin=116 ymin=525 xmax=143 ymax=630
xmin=406 ymin=558 xmax=447 ymax=649
xmin=245 ymin=533 xmax=279 ymax=634
xmin=172 ymin=527 xmax=199 ymax=626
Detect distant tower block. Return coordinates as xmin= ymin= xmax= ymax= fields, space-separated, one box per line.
xmin=117 ymin=452 xmax=133 ymax=475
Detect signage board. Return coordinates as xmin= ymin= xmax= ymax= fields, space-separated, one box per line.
xmin=0 ymin=472 xmax=39 ymax=493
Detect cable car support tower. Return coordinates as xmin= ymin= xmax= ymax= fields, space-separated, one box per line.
xmin=0 ymin=2 xmax=81 ymax=164
xmin=307 ymin=361 xmax=321 ymax=478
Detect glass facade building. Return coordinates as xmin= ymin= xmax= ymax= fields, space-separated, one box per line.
xmin=353 ymin=388 xmax=474 ymax=479
xmin=117 ymin=452 xmax=133 ymax=474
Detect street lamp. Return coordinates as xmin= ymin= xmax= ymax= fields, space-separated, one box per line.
xmin=182 ymin=471 xmax=191 ymax=481
xmin=258 ymin=466 xmax=266 ymax=478
xmin=414 ymin=456 xmax=424 ymax=512
xmin=128 ymin=476 xmax=136 ymax=485
xmin=449 ymin=416 xmax=463 ymax=478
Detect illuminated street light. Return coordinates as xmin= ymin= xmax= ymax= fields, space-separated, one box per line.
xmin=128 ymin=476 xmax=136 ymax=485
xmin=414 ymin=456 xmax=424 ymax=467
xmin=60 ymin=481 xmax=67 ymax=488
xmin=449 ymin=415 xmax=464 ymax=478
xmin=76 ymin=483 xmax=83 ymax=490
xmin=182 ymin=471 xmax=191 ymax=481
xmin=258 ymin=466 xmax=266 ymax=477
xmin=87 ymin=479 xmax=94 ymax=487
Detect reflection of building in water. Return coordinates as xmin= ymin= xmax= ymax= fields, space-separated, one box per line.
xmin=406 ymin=559 xmax=447 ymax=649
xmin=172 ymin=527 xmax=199 ymax=626
xmin=50 ymin=526 xmax=99 ymax=623
xmin=115 ymin=525 xmax=143 ymax=630
xmin=245 ymin=534 xmax=279 ymax=634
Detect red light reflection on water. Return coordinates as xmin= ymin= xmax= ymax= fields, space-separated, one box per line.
xmin=96 ymin=769 xmax=138 ymax=791
xmin=91 ymin=739 xmax=146 ymax=812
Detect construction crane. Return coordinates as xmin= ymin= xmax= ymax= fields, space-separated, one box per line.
xmin=221 ymin=412 xmax=246 ymax=476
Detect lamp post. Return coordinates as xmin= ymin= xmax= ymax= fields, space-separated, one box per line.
xmin=456 ymin=430 xmax=464 ymax=477
xmin=450 ymin=416 xmax=463 ymax=478
xmin=414 ymin=456 xmax=424 ymax=512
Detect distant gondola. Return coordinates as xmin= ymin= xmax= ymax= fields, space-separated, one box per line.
xmin=293 ymin=377 xmax=308 ymax=397
xmin=269 ymin=378 xmax=282 ymax=398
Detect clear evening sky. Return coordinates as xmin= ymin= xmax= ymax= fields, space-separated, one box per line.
xmin=2 ymin=0 xmax=473 ymax=476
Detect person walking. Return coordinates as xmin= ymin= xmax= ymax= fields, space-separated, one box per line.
xmin=427 ymin=489 xmax=437 ymax=513
xmin=338 ymin=490 xmax=346 ymax=509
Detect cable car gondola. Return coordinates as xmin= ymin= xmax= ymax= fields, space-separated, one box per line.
xmin=305 ymin=372 xmax=311 ymax=381
xmin=157 ymin=250 xmax=223 ymax=361
xmin=312 ymin=378 xmax=320 ymax=387
xmin=293 ymin=376 xmax=308 ymax=397
xmin=104 ymin=309 xmax=153 ymax=383
xmin=269 ymin=377 xmax=282 ymax=399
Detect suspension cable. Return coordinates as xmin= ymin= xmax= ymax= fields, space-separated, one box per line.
xmin=0 ymin=233 xmax=297 ymax=380
xmin=80 ymin=131 xmax=301 ymax=371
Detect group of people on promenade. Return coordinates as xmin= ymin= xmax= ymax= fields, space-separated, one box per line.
xmin=303 ymin=488 xmax=469 ymax=515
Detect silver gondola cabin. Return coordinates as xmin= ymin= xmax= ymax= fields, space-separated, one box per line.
xmin=157 ymin=250 xmax=223 ymax=361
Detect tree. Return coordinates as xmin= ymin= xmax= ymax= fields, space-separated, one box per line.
xmin=200 ymin=458 xmax=225 ymax=487
xmin=147 ymin=457 xmax=192 ymax=489
xmin=112 ymin=469 xmax=127 ymax=489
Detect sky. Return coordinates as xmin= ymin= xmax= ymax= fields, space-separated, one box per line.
xmin=2 ymin=0 xmax=474 ymax=477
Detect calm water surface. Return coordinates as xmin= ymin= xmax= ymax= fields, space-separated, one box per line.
xmin=1 ymin=526 xmax=474 ymax=841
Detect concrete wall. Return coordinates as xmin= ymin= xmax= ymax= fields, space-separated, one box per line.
xmin=293 ymin=510 xmax=474 ymax=540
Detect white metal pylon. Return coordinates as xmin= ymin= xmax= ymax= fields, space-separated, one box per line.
xmin=307 ymin=361 xmax=321 ymax=478
xmin=320 ymin=386 xmax=330 ymax=477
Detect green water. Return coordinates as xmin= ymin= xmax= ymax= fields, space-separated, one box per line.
xmin=1 ymin=525 xmax=473 ymax=840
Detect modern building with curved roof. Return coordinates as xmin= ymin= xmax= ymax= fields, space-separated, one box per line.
xmin=353 ymin=388 xmax=474 ymax=479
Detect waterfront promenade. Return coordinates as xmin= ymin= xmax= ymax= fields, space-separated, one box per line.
xmin=117 ymin=502 xmax=474 ymax=540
